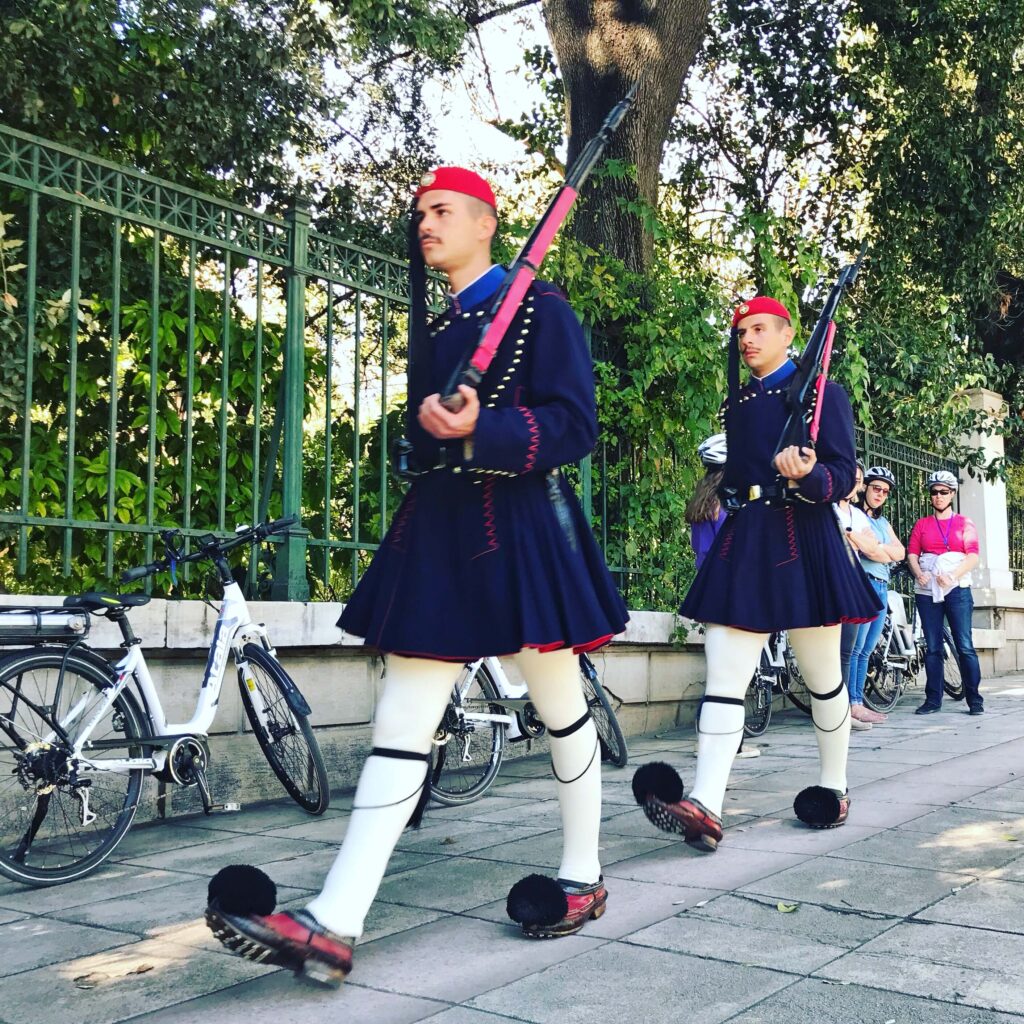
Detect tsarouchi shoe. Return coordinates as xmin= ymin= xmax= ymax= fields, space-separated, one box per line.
xmin=206 ymin=906 xmax=353 ymax=988
xmin=506 ymin=874 xmax=607 ymax=938
xmin=631 ymin=762 xmax=723 ymax=852
xmin=793 ymin=786 xmax=850 ymax=829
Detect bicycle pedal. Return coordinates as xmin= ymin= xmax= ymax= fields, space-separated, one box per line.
xmin=209 ymin=802 xmax=242 ymax=813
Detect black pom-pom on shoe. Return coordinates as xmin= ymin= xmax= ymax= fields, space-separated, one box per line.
xmin=506 ymin=874 xmax=569 ymax=927
xmin=207 ymin=864 xmax=277 ymax=916
xmin=793 ymin=786 xmax=849 ymax=829
xmin=631 ymin=761 xmax=684 ymax=805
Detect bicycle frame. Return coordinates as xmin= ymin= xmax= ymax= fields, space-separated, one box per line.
xmin=449 ymin=657 xmax=534 ymax=741
xmin=50 ymin=582 xmax=272 ymax=776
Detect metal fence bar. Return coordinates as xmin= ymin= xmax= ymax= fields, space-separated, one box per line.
xmin=218 ymin=250 xmax=231 ymax=532
xmin=16 ymin=182 xmax=37 ymax=577
xmin=352 ymin=290 xmax=362 ymax=590
xmin=143 ymin=229 xmax=160 ymax=569
xmin=104 ymin=217 xmax=122 ymax=579
xmin=62 ymin=190 xmax=82 ymax=576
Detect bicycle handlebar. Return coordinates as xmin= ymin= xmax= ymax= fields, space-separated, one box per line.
xmin=118 ymin=515 xmax=300 ymax=584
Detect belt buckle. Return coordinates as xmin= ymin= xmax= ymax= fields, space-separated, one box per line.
xmin=747 ymin=485 xmax=762 ymax=502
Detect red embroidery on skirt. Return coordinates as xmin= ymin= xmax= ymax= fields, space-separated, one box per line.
xmin=473 ymin=477 xmax=499 ymax=559
xmin=776 ymin=506 xmax=799 ymax=566
xmin=389 ymin=490 xmax=417 ymax=552
xmin=717 ymin=521 xmax=735 ymax=561
xmin=821 ymin=466 xmax=834 ymax=502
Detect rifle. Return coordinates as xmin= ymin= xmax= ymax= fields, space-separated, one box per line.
xmin=772 ymin=242 xmax=867 ymax=484
xmin=438 ymin=83 xmax=639 ymax=413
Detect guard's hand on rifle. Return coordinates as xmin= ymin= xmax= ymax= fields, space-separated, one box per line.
xmin=419 ymin=386 xmax=479 ymax=439
xmin=774 ymin=445 xmax=816 ymax=484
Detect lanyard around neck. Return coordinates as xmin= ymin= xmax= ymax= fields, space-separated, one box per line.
xmin=934 ymin=513 xmax=955 ymax=549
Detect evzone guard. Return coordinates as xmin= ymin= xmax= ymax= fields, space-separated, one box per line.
xmin=205 ymin=167 xmax=628 ymax=986
xmin=633 ymin=296 xmax=881 ymax=849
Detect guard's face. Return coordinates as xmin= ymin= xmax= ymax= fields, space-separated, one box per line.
xmin=736 ymin=314 xmax=793 ymax=376
xmin=415 ymin=190 xmax=495 ymax=273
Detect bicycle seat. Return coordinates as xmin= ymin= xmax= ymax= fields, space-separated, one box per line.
xmin=63 ymin=592 xmax=152 ymax=613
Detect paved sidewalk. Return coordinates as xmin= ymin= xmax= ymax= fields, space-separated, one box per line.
xmin=4 ymin=677 xmax=1024 ymax=1024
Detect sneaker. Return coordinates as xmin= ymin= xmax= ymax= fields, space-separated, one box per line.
xmin=643 ymin=795 xmax=724 ymax=852
xmin=850 ymin=717 xmax=872 ymax=731
xmin=206 ymin=906 xmax=353 ymax=988
xmin=915 ymin=704 xmax=941 ymax=715
xmin=969 ymin=706 xmax=985 ymax=716
xmin=735 ymin=746 xmax=762 ymax=759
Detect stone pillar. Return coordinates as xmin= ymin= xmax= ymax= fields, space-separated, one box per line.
xmin=959 ymin=388 xmax=1014 ymax=591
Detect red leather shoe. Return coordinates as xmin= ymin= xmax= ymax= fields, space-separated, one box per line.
xmin=508 ymin=875 xmax=608 ymax=938
xmin=206 ymin=906 xmax=353 ymax=987
xmin=643 ymin=795 xmax=723 ymax=852
xmin=793 ymin=786 xmax=850 ymax=829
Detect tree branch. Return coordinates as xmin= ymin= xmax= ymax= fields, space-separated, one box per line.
xmin=466 ymin=0 xmax=541 ymax=28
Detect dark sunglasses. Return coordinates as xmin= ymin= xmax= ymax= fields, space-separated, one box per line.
xmin=930 ymin=488 xmax=954 ymax=497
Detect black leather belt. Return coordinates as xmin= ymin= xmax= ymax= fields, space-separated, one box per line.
xmin=719 ymin=481 xmax=797 ymax=512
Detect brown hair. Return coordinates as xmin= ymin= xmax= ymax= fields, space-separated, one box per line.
xmin=686 ymin=467 xmax=724 ymax=524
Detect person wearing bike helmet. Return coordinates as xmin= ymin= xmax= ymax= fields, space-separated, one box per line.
xmin=207 ymin=167 xmax=628 ymax=985
xmin=688 ymin=433 xmax=728 ymax=570
xmin=834 ymin=462 xmax=876 ymax=730
xmin=634 ymin=296 xmax=881 ymax=852
xmin=846 ymin=466 xmax=905 ymax=724
xmin=907 ymin=470 xmax=983 ymax=715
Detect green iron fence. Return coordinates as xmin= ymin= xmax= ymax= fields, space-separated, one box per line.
xmin=1010 ymin=501 xmax=1024 ymax=589
xmin=0 ymin=122 xmax=965 ymax=608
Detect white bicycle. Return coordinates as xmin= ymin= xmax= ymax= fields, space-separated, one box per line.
xmin=0 ymin=516 xmax=328 ymax=887
xmin=429 ymin=652 xmax=628 ymax=806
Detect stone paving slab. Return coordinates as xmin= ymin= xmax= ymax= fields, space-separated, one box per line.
xmin=466 ymin=942 xmax=794 ymax=1024
xmin=0 ymin=937 xmax=268 ymax=1024
xmin=828 ymin=823 xmax=1024 ymax=875
xmin=3 ymin=674 xmax=1024 ymax=1024
xmin=915 ymin=877 xmax=1024 ymax=933
xmin=727 ymin=978 xmax=1024 ymax=1023
xmin=129 ymin=974 xmax=448 ymax=1024
xmin=739 ymin=856 xmax=971 ymax=917
xmin=351 ymin=915 xmax=605 ymax=1003
xmin=815 ymin=919 xmax=1024 ymax=1016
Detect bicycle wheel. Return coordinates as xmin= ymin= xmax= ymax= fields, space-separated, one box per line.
xmin=780 ymin=647 xmax=813 ymax=715
xmin=744 ymin=652 xmax=773 ymax=737
xmin=239 ymin=645 xmax=329 ymax=815
xmin=580 ymin=654 xmax=628 ymax=767
xmin=0 ymin=648 xmax=148 ymax=886
xmin=942 ymin=630 xmax=965 ymax=701
xmin=430 ymin=661 xmax=505 ymax=806
xmin=864 ymin=660 xmax=905 ymax=713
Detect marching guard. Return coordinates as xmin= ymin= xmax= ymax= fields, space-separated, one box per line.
xmin=633 ymin=296 xmax=881 ymax=851
xmin=207 ymin=167 xmax=627 ymax=986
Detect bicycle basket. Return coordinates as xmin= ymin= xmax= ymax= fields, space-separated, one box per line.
xmin=0 ymin=606 xmax=90 ymax=646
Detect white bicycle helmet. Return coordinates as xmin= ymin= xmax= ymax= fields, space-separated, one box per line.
xmin=863 ymin=466 xmax=896 ymax=491
xmin=926 ymin=470 xmax=958 ymax=492
xmin=698 ymin=432 xmax=727 ymax=467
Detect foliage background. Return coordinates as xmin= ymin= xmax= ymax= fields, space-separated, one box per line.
xmin=0 ymin=0 xmax=1021 ymax=601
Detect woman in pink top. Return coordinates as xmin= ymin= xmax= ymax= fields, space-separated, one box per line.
xmin=906 ymin=471 xmax=982 ymax=715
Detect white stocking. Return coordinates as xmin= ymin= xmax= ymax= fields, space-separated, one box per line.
xmin=514 ymin=647 xmax=601 ymax=885
xmin=305 ymin=656 xmax=460 ymax=938
xmin=689 ymin=626 xmax=766 ymax=817
xmin=789 ymin=625 xmax=850 ymax=793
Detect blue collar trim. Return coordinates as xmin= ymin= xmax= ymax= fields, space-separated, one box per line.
xmin=449 ymin=265 xmax=505 ymax=313
xmin=753 ymin=360 xmax=797 ymax=389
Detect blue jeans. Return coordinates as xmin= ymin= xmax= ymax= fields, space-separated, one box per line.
xmin=848 ymin=577 xmax=888 ymax=704
xmin=915 ymin=587 xmax=983 ymax=709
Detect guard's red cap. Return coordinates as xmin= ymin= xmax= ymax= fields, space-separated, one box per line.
xmin=414 ymin=167 xmax=497 ymax=210
xmin=732 ymin=296 xmax=791 ymax=327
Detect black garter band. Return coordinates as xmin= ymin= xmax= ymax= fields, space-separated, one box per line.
xmin=807 ymin=681 xmax=850 ymax=733
xmin=548 ymin=711 xmax=598 ymax=785
xmin=353 ymin=746 xmax=432 ymax=827
xmin=697 ymin=694 xmax=745 ymax=736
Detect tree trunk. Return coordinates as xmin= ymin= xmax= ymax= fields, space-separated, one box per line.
xmin=542 ymin=0 xmax=711 ymax=274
